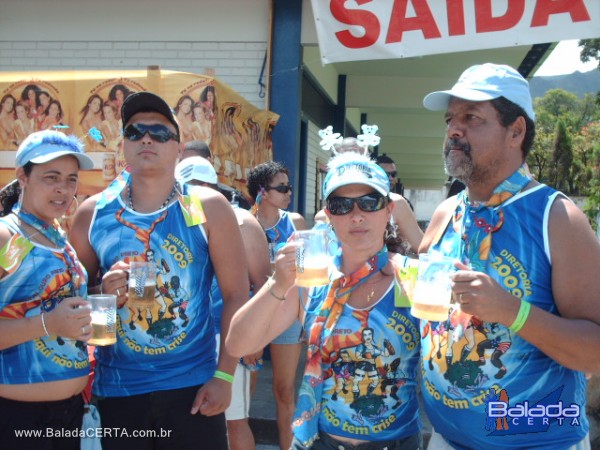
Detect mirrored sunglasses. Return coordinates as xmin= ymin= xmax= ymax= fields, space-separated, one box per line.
xmin=327 ymin=193 xmax=388 ymax=216
xmin=265 ymin=184 xmax=292 ymax=194
xmin=124 ymin=123 xmax=180 ymax=143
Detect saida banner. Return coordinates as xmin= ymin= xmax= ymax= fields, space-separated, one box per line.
xmin=310 ymin=0 xmax=600 ymax=64
xmin=0 ymin=68 xmax=278 ymax=198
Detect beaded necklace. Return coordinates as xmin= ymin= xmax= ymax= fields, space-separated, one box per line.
xmin=127 ymin=183 xmax=178 ymax=212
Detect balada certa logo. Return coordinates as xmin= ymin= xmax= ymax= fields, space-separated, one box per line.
xmin=485 ymin=385 xmax=581 ymax=435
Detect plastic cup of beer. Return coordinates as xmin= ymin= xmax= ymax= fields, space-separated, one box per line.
xmin=128 ymin=261 xmax=156 ymax=307
xmin=410 ymin=253 xmax=457 ymax=322
xmin=88 ymin=294 xmax=117 ymax=346
xmin=292 ymin=230 xmax=330 ymax=287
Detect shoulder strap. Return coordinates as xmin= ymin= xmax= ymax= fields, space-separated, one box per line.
xmin=419 ymin=196 xmax=459 ymax=254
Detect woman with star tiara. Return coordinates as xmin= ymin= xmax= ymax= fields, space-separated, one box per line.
xmin=0 ymin=130 xmax=94 ymax=450
xmin=229 ymin=148 xmax=422 ymax=450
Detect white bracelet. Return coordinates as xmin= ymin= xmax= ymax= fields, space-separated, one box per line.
xmin=41 ymin=313 xmax=50 ymax=337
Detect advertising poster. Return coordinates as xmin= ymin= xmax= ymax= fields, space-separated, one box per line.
xmin=0 ymin=68 xmax=279 ymax=200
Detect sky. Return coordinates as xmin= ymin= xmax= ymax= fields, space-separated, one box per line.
xmin=534 ymin=39 xmax=598 ymax=76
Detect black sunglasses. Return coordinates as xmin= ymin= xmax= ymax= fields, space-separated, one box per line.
xmin=265 ymin=184 xmax=292 ymax=194
xmin=124 ymin=123 xmax=180 ymax=143
xmin=327 ymin=193 xmax=389 ymax=216
xmin=385 ymin=171 xmax=397 ymax=178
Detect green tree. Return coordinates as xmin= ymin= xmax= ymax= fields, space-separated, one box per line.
xmin=579 ymin=38 xmax=600 ymax=69
xmin=579 ymin=39 xmax=600 ymax=229
xmin=551 ymin=120 xmax=573 ymax=193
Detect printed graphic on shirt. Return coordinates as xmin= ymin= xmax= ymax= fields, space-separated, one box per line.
xmin=0 ymin=240 xmax=89 ymax=383
xmin=316 ymin=304 xmax=420 ymax=441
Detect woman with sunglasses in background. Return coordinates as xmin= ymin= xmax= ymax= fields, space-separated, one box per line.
xmin=0 ymin=130 xmax=94 ymax=450
xmin=247 ymin=160 xmax=307 ymax=450
xmin=230 ymin=150 xmax=422 ymax=450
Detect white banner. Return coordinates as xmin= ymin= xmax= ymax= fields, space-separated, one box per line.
xmin=310 ymin=0 xmax=600 ymax=64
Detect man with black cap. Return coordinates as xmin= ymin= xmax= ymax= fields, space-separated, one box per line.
xmin=419 ymin=63 xmax=600 ymax=449
xmin=71 ymin=91 xmax=248 ymax=449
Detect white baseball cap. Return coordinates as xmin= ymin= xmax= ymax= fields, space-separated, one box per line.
xmin=175 ymin=156 xmax=217 ymax=185
xmin=423 ymin=63 xmax=535 ymax=120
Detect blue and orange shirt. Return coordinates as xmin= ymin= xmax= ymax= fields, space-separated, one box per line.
xmin=0 ymin=214 xmax=89 ymax=384
xmin=89 ymin=183 xmax=217 ymax=397
xmin=421 ymin=185 xmax=589 ymax=449
xmin=297 ymin=277 xmax=421 ymax=444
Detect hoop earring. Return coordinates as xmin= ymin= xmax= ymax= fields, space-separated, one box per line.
xmin=64 ymin=196 xmax=79 ymax=219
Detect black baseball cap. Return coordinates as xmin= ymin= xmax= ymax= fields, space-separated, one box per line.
xmin=121 ymin=91 xmax=180 ymax=137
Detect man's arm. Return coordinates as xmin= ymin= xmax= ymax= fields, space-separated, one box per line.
xmin=454 ymin=197 xmax=600 ymax=374
xmin=237 ymin=209 xmax=271 ymax=364
xmin=391 ymin=193 xmax=423 ymax=254
xmin=237 ymin=209 xmax=271 ymax=292
xmin=192 ymin=187 xmax=250 ymax=415
xmin=69 ymin=195 xmax=101 ymax=291
xmin=526 ymin=197 xmax=600 ymax=373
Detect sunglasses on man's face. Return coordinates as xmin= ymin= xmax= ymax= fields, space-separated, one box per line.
xmin=327 ymin=193 xmax=389 ymax=216
xmin=385 ymin=171 xmax=397 ymax=178
xmin=265 ymin=184 xmax=292 ymax=194
xmin=123 ymin=123 xmax=180 ymax=143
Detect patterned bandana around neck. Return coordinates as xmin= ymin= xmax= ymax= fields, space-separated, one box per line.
xmin=12 ymin=204 xmax=86 ymax=297
xmin=452 ymin=163 xmax=532 ymax=271
xmin=293 ymin=246 xmax=388 ymax=447
xmin=13 ymin=205 xmax=67 ymax=248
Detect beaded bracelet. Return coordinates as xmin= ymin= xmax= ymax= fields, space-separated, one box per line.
xmin=213 ymin=370 xmax=234 ymax=384
xmin=41 ymin=313 xmax=50 ymax=337
xmin=508 ymin=299 xmax=531 ymax=333
xmin=267 ymin=277 xmax=286 ymax=301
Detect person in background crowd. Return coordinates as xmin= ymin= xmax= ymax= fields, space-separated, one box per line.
xmin=420 ymin=63 xmax=600 ymax=450
xmin=247 ymin=161 xmax=307 ymax=450
xmin=183 ymin=140 xmax=251 ymax=209
xmin=374 ymin=153 xmax=423 ymax=255
xmin=176 ymin=155 xmax=270 ymax=450
xmin=228 ymin=149 xmax=422 ymax=450
xmin=0 ymin=130 xmax=94 ymax=450
xmin=70 ymin=92 xmax=249 ymax=450
xmin=446 ymin=178 xmax=466 ymax=198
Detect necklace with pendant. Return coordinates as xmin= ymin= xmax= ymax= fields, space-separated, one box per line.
xmin=128 ymin=183 xmax=178 ymax=212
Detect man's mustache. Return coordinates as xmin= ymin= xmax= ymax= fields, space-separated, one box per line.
xmin=444 ymin=138 xmax=471 ymax=156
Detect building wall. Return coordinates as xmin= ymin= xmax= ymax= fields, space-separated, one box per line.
xmin=0 ymin=40 xmax=268 ymax=110
xmin=0 ymin=0 xmax=270 ymax=109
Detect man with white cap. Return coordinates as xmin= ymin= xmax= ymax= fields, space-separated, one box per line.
xmin=419 ymin=63 xmax=600 ymax=449
xmin=70 ymin=92 xmax=248 ymax=449
xmin=176 ymin=156 xmax=269 ymax=450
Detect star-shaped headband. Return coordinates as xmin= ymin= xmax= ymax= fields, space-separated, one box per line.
xmin=319 ymin=124 xmax=380 ymax=156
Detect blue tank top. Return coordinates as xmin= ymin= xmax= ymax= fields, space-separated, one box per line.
xmin=89 ymin=184 xmax=217 ymax=396
xmin=421 ymin=185 xmax=588 ymax=449
xmin=0 ymin=214 xmax=89 ymax=384
xmin=265 ymin=210 xmax=296 ymax=244
xmin=300 ymin=279 xmax=421 ymax=442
